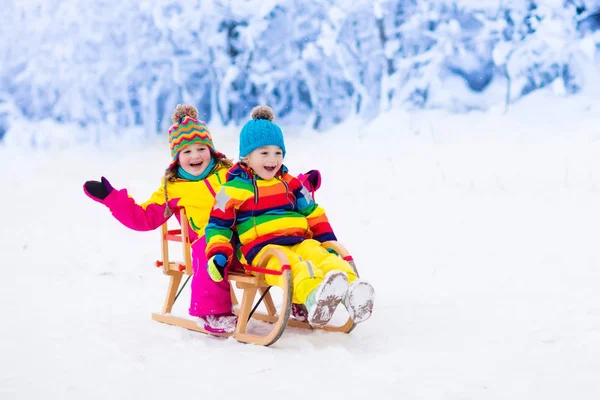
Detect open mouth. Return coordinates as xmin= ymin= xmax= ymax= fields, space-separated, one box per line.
xmin=264 ymin=165 xmax=277 ymax=172
xmin=190 ymin=161 xmax=204 ymax=168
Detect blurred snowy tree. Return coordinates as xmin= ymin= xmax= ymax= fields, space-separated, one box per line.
xmin=493 ymin=0 xmax=595 ymax=109
xmin=0 ymin=0 xmax=598 ymax=143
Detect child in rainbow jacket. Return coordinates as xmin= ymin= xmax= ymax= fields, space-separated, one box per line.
xmin=83 ymin=105 xmax=238 ymax=333
xmin=205 ymin=106 xmax=375 ymax=326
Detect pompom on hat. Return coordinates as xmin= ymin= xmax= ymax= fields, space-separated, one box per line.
xmin=239 ymin=105 xmax=286 ymax=158
xmin=168 ymin=104 xmax=225 ymax=163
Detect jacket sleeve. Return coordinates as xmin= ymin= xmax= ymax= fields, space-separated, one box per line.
xmin=205 ymin=183 xmax=246 ymax=262
xmin=292 ymin=177 xmax=337 ymax=242
xmin=101 ymin=183 xmax=177 ymax=232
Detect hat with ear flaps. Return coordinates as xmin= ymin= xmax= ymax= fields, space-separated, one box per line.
xmin=239 ymin=105 xmax=286 ymax=158
xmin=168 ymin=104 xmax=225 ymax=163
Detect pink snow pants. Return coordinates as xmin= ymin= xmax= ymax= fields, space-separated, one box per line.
xmin=188 ymin=238 xmax=233 ymax=317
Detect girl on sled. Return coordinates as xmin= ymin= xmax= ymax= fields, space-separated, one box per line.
xmin=84 ymin=105 xmax=238 ymax=333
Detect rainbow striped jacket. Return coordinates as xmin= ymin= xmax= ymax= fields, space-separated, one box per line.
xmin=205 ymin=163 xmax=337 ymax=264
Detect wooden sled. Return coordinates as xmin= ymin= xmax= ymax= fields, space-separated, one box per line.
xmin=151 ymin=209 xmax=359 ymax=346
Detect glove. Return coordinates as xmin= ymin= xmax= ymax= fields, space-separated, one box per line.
xmin=207 ymin=254 xmax=228 ymax=282
xmin=299 ymin=169 xmax=321 ymax=192
xmin=83 ymin=177 xmax=114 ymax=202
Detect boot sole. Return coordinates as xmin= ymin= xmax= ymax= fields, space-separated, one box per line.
xmin=197 ymin=315 xmax=238 ymax=334
xmin=308 ymin=271 xmax=348 ymax=326
xmin=344 ymin=280 xmax=375 ymax=323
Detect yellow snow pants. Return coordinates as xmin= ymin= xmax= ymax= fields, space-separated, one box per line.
xmin=252 ymin=239 xmax=357 ymax=304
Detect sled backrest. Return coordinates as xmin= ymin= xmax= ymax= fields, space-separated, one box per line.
xmin=155 ymin=208 xmax=193 ymax=275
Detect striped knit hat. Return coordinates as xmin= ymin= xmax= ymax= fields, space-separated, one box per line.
xmin=168 ymin=105 xmax=224 ymax=162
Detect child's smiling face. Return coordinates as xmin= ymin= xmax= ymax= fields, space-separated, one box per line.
xmin=246 ymin=145 xmax=284 ymax=180
xmin=178 ymin=143 xmax=212 ymax=176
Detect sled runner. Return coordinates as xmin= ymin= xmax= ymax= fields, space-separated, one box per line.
xmin=151 ymin=209 xmax=359 ymax=346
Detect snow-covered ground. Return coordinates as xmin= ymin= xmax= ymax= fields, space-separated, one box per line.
xmin=1 ymin=92 xmax=600 ymax=399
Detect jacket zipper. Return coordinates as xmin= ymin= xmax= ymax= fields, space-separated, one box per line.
xmin=278 ymin=177 xmax=294 ymax=209
xmin=252 ymin=174 xmax=259 ymax=204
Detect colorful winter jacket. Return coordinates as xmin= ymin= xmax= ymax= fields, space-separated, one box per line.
xmin=205 ymin=163 xmax=337 ymax=265
xmin=100 ymin=166 xmax=228 ymax=242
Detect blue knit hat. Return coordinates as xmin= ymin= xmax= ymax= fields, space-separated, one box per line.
xmin=239 ymin=106 xmax=286 ymax=158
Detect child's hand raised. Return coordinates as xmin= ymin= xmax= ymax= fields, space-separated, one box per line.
xmin=207 ymin=254 xmax=228 ymax=282
xmin=83 ymin=177 xmax=114 ymax=202
xmin=299 ymin=169 xmax=321 ymax=192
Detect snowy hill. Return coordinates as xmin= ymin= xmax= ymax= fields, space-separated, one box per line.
xmin=1 ymin=93 xmax=599 ymax=399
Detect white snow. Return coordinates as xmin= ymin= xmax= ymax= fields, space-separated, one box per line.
xmin=1 ymin=91 xmax=600 ymax=399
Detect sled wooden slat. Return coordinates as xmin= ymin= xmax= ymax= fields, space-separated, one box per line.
xmin=161 ymin=272 xmax=183 ymax=314
xmin=152 ymin=209 xmax=357 ymax=346
xmin=228 ymin=272 xmax=270 ymax=286
xmin=160 ymin=222 xmax=171 ymax=275
xmin=180 ymin=211 xmax=192 ymax=275
xmin=158 ymin=263 xmax=187 ymax=274
xmin=151 ymin=313 xmax=232 ymax=337
xmin=246 ymin=311 xmax=355 ymax=332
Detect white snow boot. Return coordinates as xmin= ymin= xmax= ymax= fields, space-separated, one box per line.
xmin=343 ymin=279 xmax=375 ymax=323
xmin=305 ymin=271 xmax=348 ymax=326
